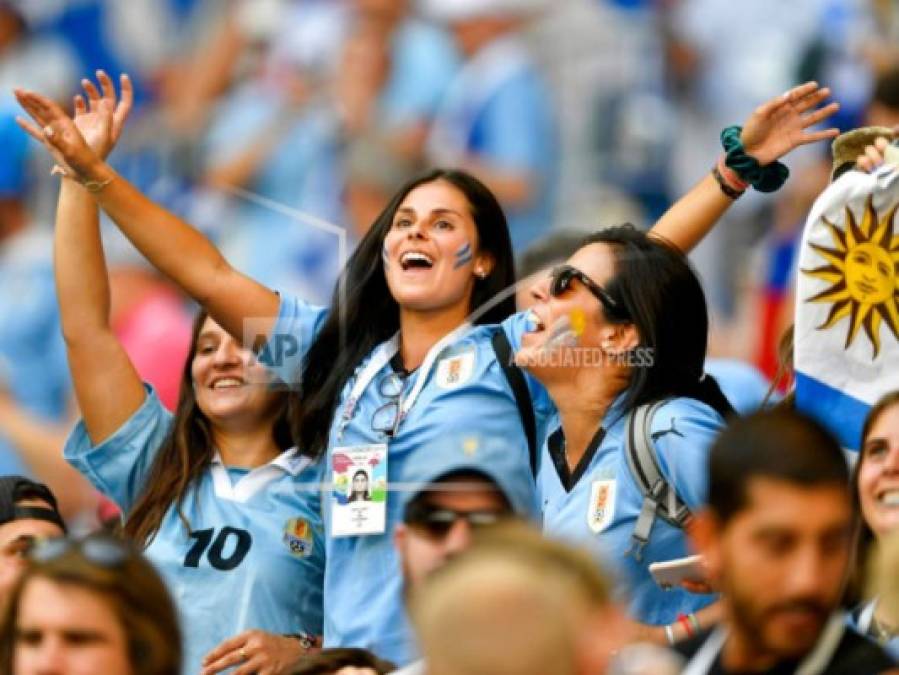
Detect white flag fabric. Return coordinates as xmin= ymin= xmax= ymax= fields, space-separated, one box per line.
xmin=794 ymin=165 xmax=899 ymax=450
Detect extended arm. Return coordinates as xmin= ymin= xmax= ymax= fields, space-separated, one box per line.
xmin=651 ymin=82 xmax=839 ymax=253
xmin=14 ymin=85 xmax=279 ymax=345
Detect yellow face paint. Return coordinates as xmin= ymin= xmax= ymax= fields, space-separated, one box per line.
xmin=568 ymin=308 xmax=587 ymax=338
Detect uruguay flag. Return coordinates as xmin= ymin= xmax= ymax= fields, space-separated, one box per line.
xmin=794 ymin=164 xmax=899 ymax=451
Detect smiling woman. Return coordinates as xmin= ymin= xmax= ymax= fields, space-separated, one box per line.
xmin=848 ymin=391 xmax=899 ymax=658
xmin=41 ymin=75 xmax=324 ymax=675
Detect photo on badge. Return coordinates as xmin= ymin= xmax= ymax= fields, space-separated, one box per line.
xmin=331 ymin=445 xmax=388 ymax=537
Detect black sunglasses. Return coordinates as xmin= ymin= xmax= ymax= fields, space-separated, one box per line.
xmin=549 ymin=265 xmax=625 ymax=318
xmin=403 ymin=502 xmax=504 ymax=539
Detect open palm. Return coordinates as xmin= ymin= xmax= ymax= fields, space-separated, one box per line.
xmin=72 ymin=71 xmax=133 ymax=158
xmin=14 ymin=71 xmax=132 ymax=179
xmin=740 ymin=81 xmax=840 ymax=166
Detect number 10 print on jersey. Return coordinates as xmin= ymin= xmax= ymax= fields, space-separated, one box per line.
xmin=184 ymin=527 xmax=252 ymax=570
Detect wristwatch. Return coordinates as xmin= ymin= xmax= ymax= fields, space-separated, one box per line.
xmin=284 ymin=633 xmax=317 ymax=651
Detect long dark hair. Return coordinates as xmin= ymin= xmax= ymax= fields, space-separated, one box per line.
xmin=294 ymin=169 xmax=516 ymax=458
xmin=847 ymin=390 xmax=899 ymax=605
xmin=124 ymin=310 xmax=294 ymax=547
xmin=580 ymin=225 xmax=733 ymax=419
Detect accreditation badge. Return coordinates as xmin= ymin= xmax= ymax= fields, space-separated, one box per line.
xmin=435 ymin=345 xmax=476 ymax=389
xmin=587 ymin=479 xmax=616 ymax=534
xmin=330 ymin=444 xmax=388 ymax=537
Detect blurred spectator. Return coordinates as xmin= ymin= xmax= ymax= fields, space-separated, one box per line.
xmin=848 ymin=391 xmax=899 ymax=659
xmin=200 ymin=14 xmax=382 ymax=300
xmin=0 ymin=476 xmax=64 ymax=604
xmin=408 ymin=523 xmax=627 ymax=675
xmin=0 ymin=107 xmax=94 ymax=517
xmin=866 ymin=66 xmax=899 ymax=129
xmin=0 ymin=1 xmax=77 ymax=103
xmin=295 ymin=648 xmax=396 ymax=675
xmin=684 ymin=409 xmax=896 ymax=672
xmin=0 ymin=535 xmax=181 ymax=675
xmin=665 ymin=0 xmax=870 ymax=320
xmin=424 ymin=0 xmax=558 ymax=252
xmin=201 ymin=1 xmax=459 ymax=299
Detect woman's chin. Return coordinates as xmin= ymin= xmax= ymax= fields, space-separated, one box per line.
xmin=198 ymin=395 xmax=261 ymax=426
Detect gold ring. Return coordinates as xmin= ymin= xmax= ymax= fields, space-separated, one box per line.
xmin=239 ymin=647 xmax=247 ymax=660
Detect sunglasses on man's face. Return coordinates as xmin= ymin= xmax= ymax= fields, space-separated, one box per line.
xmin=403 ymin=502 xmax=505 ymax=540
xmin=549 ymin=265 xmax=625 ymax=318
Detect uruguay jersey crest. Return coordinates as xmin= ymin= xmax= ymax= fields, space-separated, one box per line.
xmin=587 ymin=479 xmax=616 ymax=533
xmin=795 ymin=165 xmax=899 ymax=450
xmin=435 ymin=345 xmax=476 ymax=389
xmin=283 ymin=518 xmax=314 ymax=557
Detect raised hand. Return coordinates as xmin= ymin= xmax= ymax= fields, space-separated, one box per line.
xmin=740 ymin=81 xmax=840 ymax=166
xmin=71 ymin=71 xmax=133 ymax=159
xmin=855 ymin=131 xmax=899 ymax=173
xmin=14 ymin=87 xmax=101 ymax=181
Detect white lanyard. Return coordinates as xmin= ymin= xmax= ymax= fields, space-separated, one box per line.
xmin=857 ymin=599 xmax=877 ymax=635
xmin=683 ymin=614 xmax=845 ymax=675
xmin=338 ymin=323 xmax=473 ymax=437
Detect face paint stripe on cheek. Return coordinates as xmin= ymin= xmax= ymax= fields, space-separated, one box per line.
xmin=382 ymin=242 xmax=390 ymax=268
xmin=454 ymin=242 xmax=473 ymax=270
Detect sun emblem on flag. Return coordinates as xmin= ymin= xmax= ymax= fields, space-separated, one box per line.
xmin=802 ymin=196 xmax=899 ymax=357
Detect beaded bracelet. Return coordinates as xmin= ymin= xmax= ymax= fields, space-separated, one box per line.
xmin=677 ymin=613 xmax=695 ymax=639
xmin=712 ymin=163 xmax=744 ymax=200
xmin=688 ymin=612 xmax=701 ymax=634
xmin=720 ymin=125 xmax=789 ymax=192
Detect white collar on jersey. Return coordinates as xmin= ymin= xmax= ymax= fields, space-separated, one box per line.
xmin=210 ymin=448 xmax=312 ymax=503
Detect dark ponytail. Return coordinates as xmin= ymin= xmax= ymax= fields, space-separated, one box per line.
xmin=682 ymin=375 xmax=736 ymax=419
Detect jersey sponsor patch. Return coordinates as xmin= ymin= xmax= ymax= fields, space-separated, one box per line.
xmin=587 ymin=479 xmax=616 ymax=533
xmin=283 ymin=518 xmax=314 ymax=557
xmin=435 ymin=346 xmax=475 ymax=389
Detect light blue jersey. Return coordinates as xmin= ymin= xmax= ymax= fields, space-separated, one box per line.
xmin=267 ymin=296 xmax=553 ymax=664
xmin=64 ymin=386 xmax=325 ymax=675
xmin=538 ymin=397 xmax=723 ymax=625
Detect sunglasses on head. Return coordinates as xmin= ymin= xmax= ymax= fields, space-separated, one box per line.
xmin=549 ymin=265 xmax=625 ymax=319
xmin=28 ymin=536 xmax=130 ymax=568
xmin=403 ymin=502 xmax=504 ymax=539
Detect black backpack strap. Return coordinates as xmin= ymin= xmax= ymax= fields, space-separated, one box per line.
xmin=491 ymin=330 xmax=538 ymax=478
xmin=624 ymin=400 xmax=693 ymax=562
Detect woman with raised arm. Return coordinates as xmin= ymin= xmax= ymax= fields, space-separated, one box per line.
xmin=15 ymin=80 xmax=838 ymax=665
xmin=43 ymin=73 xmax=324 ymax=675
